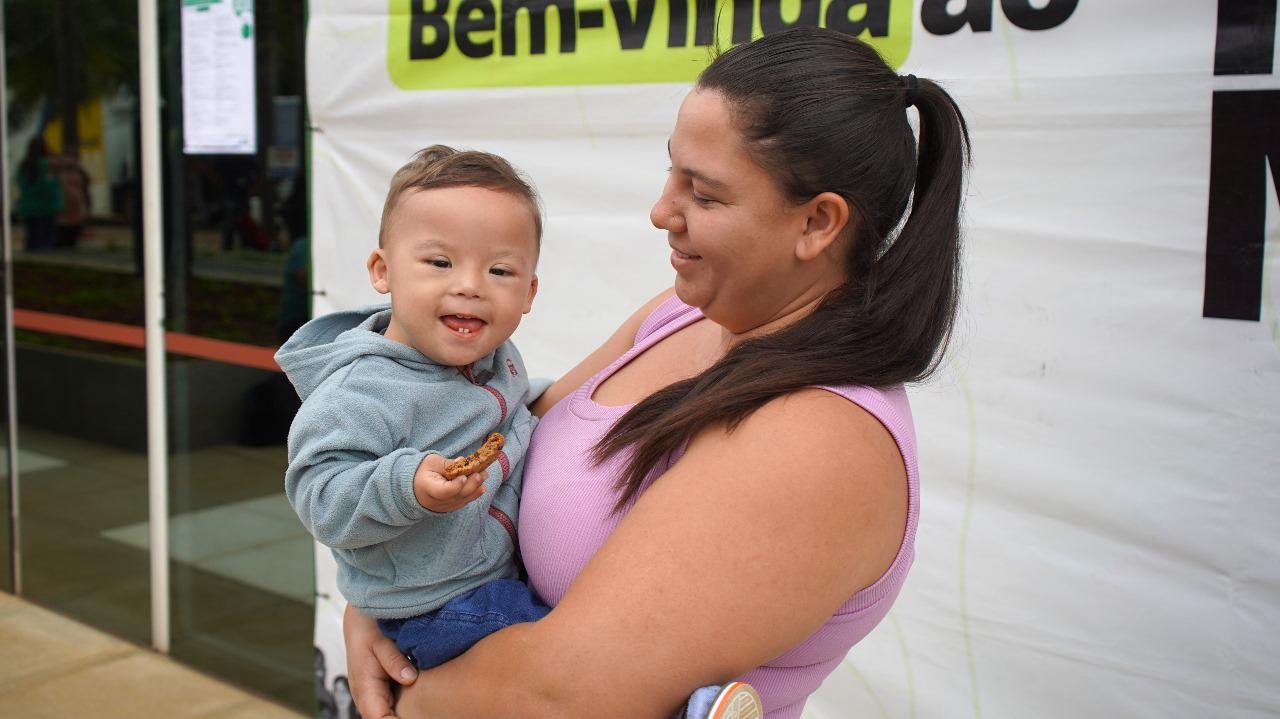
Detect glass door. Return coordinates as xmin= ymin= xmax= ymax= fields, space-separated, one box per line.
xmin=161 ymin=2 xmax=314 ymax=711
xmin=4 ymin=0 xmax=151 ymax=641
xmin=3 ymin=2 xmax=315 ymax=711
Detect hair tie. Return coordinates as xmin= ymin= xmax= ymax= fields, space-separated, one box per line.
xmin=902 ymin=74 xmax=919 ymax=108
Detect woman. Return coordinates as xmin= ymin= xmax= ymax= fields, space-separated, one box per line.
xmin=345 ymin=26 xmax=969 ymax=718
xmin=16 ymin=137 xmax=63 ymax=252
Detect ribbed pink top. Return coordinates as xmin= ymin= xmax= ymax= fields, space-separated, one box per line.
xmin=519 ymin=297 xmax=920 ymax=718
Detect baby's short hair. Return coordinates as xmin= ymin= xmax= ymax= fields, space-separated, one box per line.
xmin=378 ymin=145 xmax=542 ymax=247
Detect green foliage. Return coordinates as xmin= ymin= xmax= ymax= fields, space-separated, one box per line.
xmin=4 ymin=0 xmax=140 ymax=127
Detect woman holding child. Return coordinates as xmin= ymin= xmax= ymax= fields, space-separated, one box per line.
xmin=343 ymin=26 xmax=970 ymax=718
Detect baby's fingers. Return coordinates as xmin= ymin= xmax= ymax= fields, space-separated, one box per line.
xmin=454 ymin=472 xmax=486 ymax=500
xmin=423 ymin=474 xmax=469 ymax=500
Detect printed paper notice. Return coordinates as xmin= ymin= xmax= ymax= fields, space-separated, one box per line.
xmin=182 ymin=0 xmax=256 ymax=154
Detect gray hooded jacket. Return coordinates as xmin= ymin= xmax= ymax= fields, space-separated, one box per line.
xmin=276 ymin=305 xmax=537 ymax=618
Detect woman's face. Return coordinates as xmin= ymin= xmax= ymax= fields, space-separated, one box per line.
xmin=650 ymin=89 xmax=814 ymax=334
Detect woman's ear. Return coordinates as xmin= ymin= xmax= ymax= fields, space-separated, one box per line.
xmin=367 ymin=248 xmax=391 ymax=294
xmin=795 ymin=192 xmax=850 ymax=262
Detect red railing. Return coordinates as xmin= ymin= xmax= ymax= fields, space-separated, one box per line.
xmin=12 ymin=309 xmax=280 ymax=372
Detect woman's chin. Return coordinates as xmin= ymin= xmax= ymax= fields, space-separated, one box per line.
xmin=672 ymin=278 xmax=706 ymax=310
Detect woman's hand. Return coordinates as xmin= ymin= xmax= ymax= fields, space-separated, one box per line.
xmin=343 ymin=603 xmax=418 ymax=719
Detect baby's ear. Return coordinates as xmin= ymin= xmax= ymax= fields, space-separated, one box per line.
xmin=367 ymin=248 xmax=391 ymax=294
xmin=523 ymin=275 xmax=539 ymax=314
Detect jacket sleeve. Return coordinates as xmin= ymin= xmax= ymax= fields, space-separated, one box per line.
xmin=284 ymin=377 xmax=436 ymax=550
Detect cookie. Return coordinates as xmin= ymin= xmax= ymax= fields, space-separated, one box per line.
xmin=441 ymin=432 xmax=505 ymax=480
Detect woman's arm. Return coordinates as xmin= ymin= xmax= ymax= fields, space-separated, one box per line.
xmin=529 ymin=288 xmax=675 ymax=416
xmin=394 ymin=388 xmax=908 ymax=717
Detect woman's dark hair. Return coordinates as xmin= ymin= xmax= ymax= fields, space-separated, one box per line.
xmin=596 ymin=26 xmax=970 ymax=509
xmin=19 ymin=137 xmax=48 ymax=184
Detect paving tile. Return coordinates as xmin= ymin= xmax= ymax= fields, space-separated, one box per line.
xmin=15 ymin=448 xmax=68 ymax=473
xmin=0 ymin=593 xmax=307 ymax=719
xmin=0 ymin=591 xmax=25 ymax=617
xmin=0 ymin=652 xmax=246 ymax=719
xmin=17 ymin=428 xmax=122 ymax=465
xmin=19 ymin=456 xmax=142 ymax=498
xmin=195 ymin=536 xmax=315 ymax=603
xmin=103 ymin=495 xmax=308 ymax=563
xmin=20 ymin=515 xmax=150 ymax=596
xmin=5 ymin=429 xmax=311 ymax=714
xmin=0 ymin=596 xmax=134 ymax=693
xmin=206 ymin=698 xmax=309 ymax=719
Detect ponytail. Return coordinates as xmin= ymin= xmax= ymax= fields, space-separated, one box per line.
xmin=596 ymin=27 xmax=970 ymax=510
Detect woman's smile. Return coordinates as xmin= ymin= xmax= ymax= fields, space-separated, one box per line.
xmin=670 ymin=246 xmax=701 ymax=271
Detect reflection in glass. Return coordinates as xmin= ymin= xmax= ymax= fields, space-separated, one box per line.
xmin=5 ymin=0 xmax=152 ymax=643
xmin=162 ymin=2 xmax=314 ymax=711
xmin=5 ymin=0 xmax=313 ymax=711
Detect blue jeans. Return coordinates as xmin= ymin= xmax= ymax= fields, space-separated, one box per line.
xmin=378 ymin=578 xmax=550 ymax=669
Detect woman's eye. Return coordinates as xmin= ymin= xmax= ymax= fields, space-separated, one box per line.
xmin=692 ymin=193 xmax=714 ymax=205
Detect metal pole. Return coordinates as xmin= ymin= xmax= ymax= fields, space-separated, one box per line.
xmin=0 ymin=0 xmax=23 ymax=596
xmin=138 ymin=0 xmax=170 ymax=653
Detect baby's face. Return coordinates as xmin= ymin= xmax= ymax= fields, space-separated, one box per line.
xmin=369 ymin=186 xmax=539 ymax=367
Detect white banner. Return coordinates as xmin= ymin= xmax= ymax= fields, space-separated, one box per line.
xmin=307 ymin=2 xmax=1280 ymax=716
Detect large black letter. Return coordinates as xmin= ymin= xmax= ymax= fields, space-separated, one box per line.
xmin=761 ymin=0 xmax=819 ymax=34
xmin=501 ymin=0 xmax=577 ymax=54
xmin=668 ymin=0 xmax=687 ymax=47
xmin=732 ymin=0 xmax=754 ymax=43
xmin=999 ymin=0 xmax=1077 ymax=31
xmin=456 ymin=0 xmax=496 ymax=57
xmin=921 ymin=0 xmax=991 ymax=34
xmin=666 ymin=0 xmax=712 ymax=48
xmin=694 ymin=0 xmax=715 ymax=45
xmin=411 ymin=0 xmax=451 ymax=59
xmin=1214 ymin=0 xmax=1277 ymax=75
xmin=1204 ymin=91 xmax=1280 ymax=321
xmin=825 ymin=0 xmax=890 ymax=38
xmin=610 ymin=0 xmax=655 ymax=49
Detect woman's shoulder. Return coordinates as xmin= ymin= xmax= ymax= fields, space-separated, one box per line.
xmin=680 ymin=387 xmax=905 ymax=507
xmin=726 ymin=387 xmax=901 ymax=459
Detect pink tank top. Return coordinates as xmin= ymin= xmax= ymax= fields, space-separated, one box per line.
xmin=519 ymin=297 xmax=921 ymax=718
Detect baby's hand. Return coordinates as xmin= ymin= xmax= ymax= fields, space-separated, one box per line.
xmin=413 ymin=454 xmax=485 ymax=513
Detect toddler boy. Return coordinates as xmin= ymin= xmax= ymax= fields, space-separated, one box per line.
xmin=278 ymin=145 xmax=546 ymax=669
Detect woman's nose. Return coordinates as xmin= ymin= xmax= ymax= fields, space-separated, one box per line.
xmin=650 ymin=187 xmax=684 ymax=233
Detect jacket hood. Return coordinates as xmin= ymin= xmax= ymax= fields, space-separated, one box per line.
xmin=275 ymin=305 xmax=432 ymax=400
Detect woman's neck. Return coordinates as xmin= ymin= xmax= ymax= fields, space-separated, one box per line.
xmin=717 ymin=284 xmax=833 ymax=352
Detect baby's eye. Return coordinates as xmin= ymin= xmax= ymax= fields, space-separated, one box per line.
xmin=427 ymin=258 xmax=451 ymax=269
xmin=489 ymin=266 xmax=512 ymax=277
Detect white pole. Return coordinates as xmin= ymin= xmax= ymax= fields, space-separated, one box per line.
xmin=0 ymin=1 xmax=22 ymax=596
xmin=138 ymin=0 xmax=170 ymax=653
